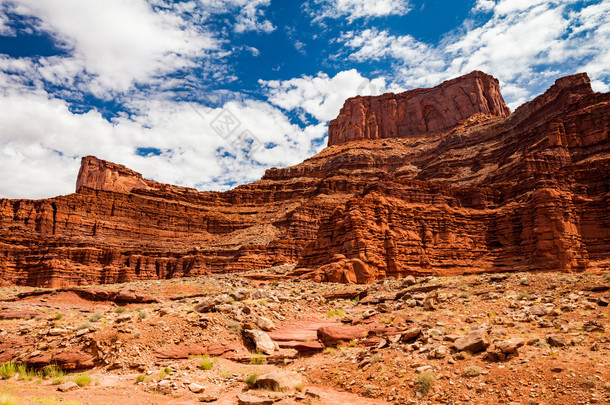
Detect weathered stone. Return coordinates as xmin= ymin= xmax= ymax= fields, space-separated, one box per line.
xmin=255 ymin=371 xmax=302 ymax=391
xmin=236 ymin=393 xmax=274 ymax=405
xmin=243 ymin=329 xmax=278 ymax=355
xmin=188 ymin=383 xmax=205 ymax=393
xmin=317 ymin=325 xmax=369 ymax=346
xmin=57 ymin=381 xmax=79 ymax=392
xmin=454 ymin=329 xmax=490 ymax=353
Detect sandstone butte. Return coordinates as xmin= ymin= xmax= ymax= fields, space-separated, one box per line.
xmin=0 ymin=70 xmax=608 ymax=287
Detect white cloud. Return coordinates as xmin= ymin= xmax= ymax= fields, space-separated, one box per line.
xmin=341 ymin=1 xmax=610 ymax=109
xmin=4 ymin=0 xmax=217 ymax=97
xmin=0 ymin=82 xmax=326 ymax=199
xmin=261 ymin=69 xmax=386 ymax=122
xmin=307 ymin=0 xmax=411 ymax=23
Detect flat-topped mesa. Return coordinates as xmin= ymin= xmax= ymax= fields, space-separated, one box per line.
xmin=328 ymin=70 xmax=511 ymax=146
xmin=76 ymin=156 xmax=153 ymax=193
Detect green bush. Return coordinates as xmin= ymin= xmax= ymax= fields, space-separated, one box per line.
xmin=114 ymin=307 xmax=127 ymax=314
xmin=73 ymin=373 xmax=92 ymax=387
xmin=0 ymin=362 xmax=16 ymax=379
xmin=89 ymin=313 xmax=103 ymax=322
xmin=199 ymin=358 xmax=213 ymax=371
xmin=244 ymin=373 xmax=258 ymax=387
xmin=414 ymin=371 xmax=436 ymax=396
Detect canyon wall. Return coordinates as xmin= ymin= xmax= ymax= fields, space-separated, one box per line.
xmin=327 ymin=71 xmax=511 ymax=146
xmin=0 ymin=71 xmax=608 ymax=286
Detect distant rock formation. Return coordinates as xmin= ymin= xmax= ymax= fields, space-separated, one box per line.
xmin=0 ymin=71 xmax=608 ymax=286
xmin=328 ymin=71 xmax=510 ymax=146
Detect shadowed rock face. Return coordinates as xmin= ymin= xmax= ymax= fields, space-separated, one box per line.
xmin=0 ymin=71 xmax=608 ymax=286
xmin=328 ymin=71 xmax=511 ymax=146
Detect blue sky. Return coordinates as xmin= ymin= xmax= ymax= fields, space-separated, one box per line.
xmin=0 ymin=0 xmax=608 ymax=199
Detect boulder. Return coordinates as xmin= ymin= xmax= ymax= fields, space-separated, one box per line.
xmin=243 ymin=329 xmax=278 ymax=355
xmin=256 ymin=371 xmax=302 ymax=391
xmin=453 ymin=329 xmax=490 ymax=353
xmin=317 ymin=325 xmax=369 ymax=346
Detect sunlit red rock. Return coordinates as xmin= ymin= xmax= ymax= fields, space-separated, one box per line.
xmin=0 ymin=71 xmax=608 ymax=286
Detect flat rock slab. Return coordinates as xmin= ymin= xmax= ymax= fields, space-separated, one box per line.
xmin=236 ymin=393 xmax=274 ymax=405
xmin=0 ymin=310 xmax=41 ymax=320
xmin=304 ymin=385 xmax=393 ymax=405
xmin=268 ymin=320 xmax=338 ymax=342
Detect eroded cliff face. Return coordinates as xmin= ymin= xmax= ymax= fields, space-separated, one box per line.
xmin=0 ymin=71 xmax=608 ymax=286
xmin=327 ymin=71 xmax=511 ymax=146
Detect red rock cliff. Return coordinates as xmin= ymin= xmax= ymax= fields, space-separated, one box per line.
xmin=0 ymin=71 xmax=608 ymax=286
xmin=328 ymin=71 xmax=510 ymax=146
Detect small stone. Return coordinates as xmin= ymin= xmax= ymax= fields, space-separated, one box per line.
xmin=57 ymin=381 xmax=79 ymax=392
xmin=237 ymin=393 xmax=274 ymax=405
xmin=547 ymin=335 xmax=565 ymax=347
xmin=243 ymin=329 xmax=278 ymax=355
xmin=189 ymin=383 xmax=205 ymax=393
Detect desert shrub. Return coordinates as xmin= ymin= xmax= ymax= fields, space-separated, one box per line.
xmin=244 ymin=373 xmax=258 ymax=387
xmin=414 ymin=371 xmax=436 ymax=396
xmin=114 ymin=307 xmax=126 ymax=314
xmin=135 ymin=374 xmax=146 ymax=383
xmin=199 ymin=358 xmax=213 ymax=371
xmin=137 ymin=310 xmax=147 ymax=320
xmin=76 ymin=322 xmax=91 ymax=330
xmin=457 ymin=292 xmax=471 ymax=299
xmin=158 ymin=367 xmax=172 ymax=379
xmin=54 ymin=313 xmax=64 ymax=320
xmin=73 ymin=373 xmax=92 ymax=387
xmin=0 ymin=362 xmax=16 ymax=380
xmin=89 ymin=313 xmax=103 ymax=322
xmin=16 ymin=364 xmax=37 ymax=381
xmin=43 ymin=364 xmax=64 ymax=379
xmin=250 ymin=355 xmax=266 ymax=365
xmin=464 ymin=365 xmax=483 ymax=377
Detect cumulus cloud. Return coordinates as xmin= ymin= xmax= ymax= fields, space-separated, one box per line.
xmin=0 ymin=84 xmax=326 ymax=199
xmin=307 ymin=0 xmax=411 ymax=23
xmin=341 ymin=1 xmax=610 ymax=109
xmin=261 ymin=69 xmax=386 ymax=123
xmin=3 ymin=0 xmax=217 ymax=97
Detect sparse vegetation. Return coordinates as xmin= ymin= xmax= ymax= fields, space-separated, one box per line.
xmin=137 ymin=310 xmax=148 ymax=320
xmin=199 ymin=358 xmax=214 ymax=371
xmin=136 ymin=374 xmax=146 ymax=383
xmin=0 ymin=392 xmax=17 ymax=405
xmin=457 ymin=291 xmax=471 ymax=299
xmin=114 ymin=306 xmax=127 ymax=313
xmin=53 ymin=313 xmax=64 ymax=320
xmin=0 ymin=362 xmax=16 ymax=380
xmin=88 ymin=313 xmax=103 ymax=322
xmin=250 ymin=355 xmax=266 ymax=365
xmin=244 ymin=373 xmax=258 ymax=387
xmin=414 ymin=371 xmax=436 ymax=396
xmin=464 ymin=365 xmax=483 ymax=377
xmin=158 ymin=367 xmax=172 ymax=379
xmin=16 ymin=364 xmax=37 ymax=381
xmin=73 ymin=373 xmax=92 ymax=387
xmin=76 ymin=321 xmax=91 ymax=330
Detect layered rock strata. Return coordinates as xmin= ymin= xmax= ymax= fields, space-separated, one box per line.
xmin=0 ymin=71 xmax=608 ymax=286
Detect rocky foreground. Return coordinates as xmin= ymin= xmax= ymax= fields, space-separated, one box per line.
xmin=0 ymin=270 xmax=608 ymax=404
